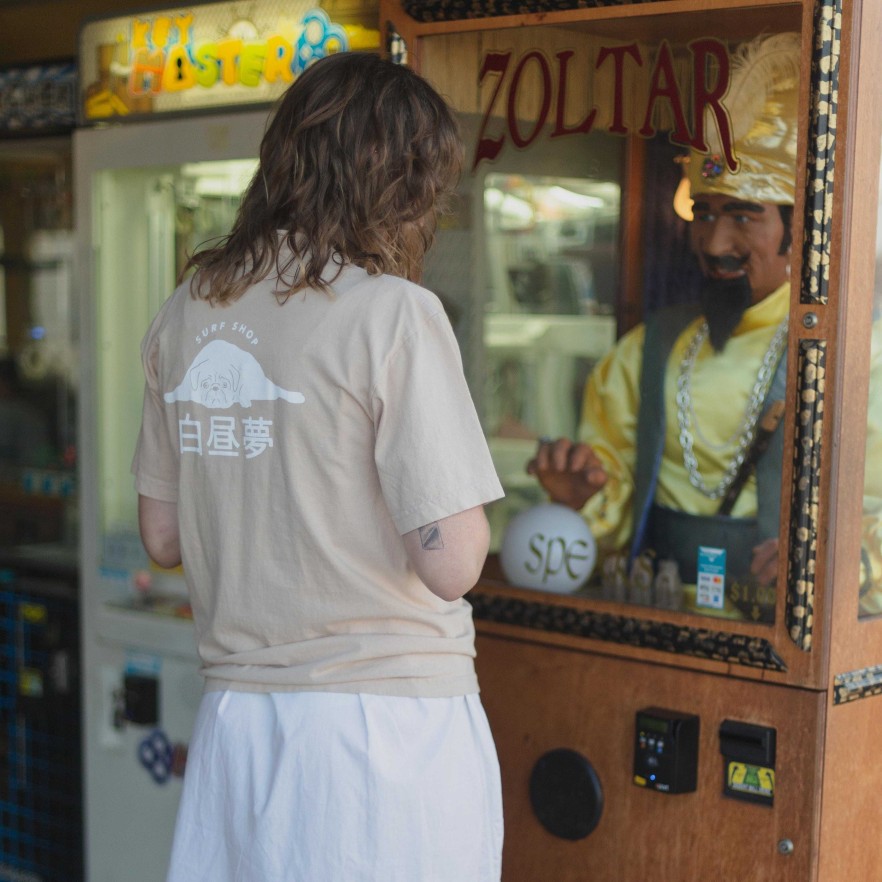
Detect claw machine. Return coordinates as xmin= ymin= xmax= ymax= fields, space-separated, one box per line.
xmin=75 ymin=4 xmax=379 ymax=880
xmin=381 ymin=0 xmax=882 ymax=879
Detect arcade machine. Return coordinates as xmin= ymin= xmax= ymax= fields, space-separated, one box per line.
xmin=74 ymin=4 xmax=379 ymax=880
xmin=0 ymin=60 xmax=82 ymax=882
xmin=381 ymin=0 xmax=882 ymax=879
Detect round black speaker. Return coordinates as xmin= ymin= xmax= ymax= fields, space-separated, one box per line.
xmin=529 ymin=748 xmax=604 ymax=841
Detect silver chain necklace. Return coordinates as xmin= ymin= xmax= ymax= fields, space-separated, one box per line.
xmin=676 ymin=318 xmax=788 ymax=500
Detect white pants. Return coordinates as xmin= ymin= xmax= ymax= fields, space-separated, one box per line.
xmin=165 ymin=691 xmax=503 ymax=882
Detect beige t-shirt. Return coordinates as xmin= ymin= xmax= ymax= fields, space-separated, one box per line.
xmin=132 ymin=255 xmax=504 ymax=697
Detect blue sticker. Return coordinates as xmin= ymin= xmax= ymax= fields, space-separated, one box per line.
xmin=125 ymin=651 xmax=162 ymax=677
xmin=696 ymin=546 xmax=726 ymax=609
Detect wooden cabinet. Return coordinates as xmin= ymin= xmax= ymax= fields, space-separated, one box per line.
xmin=477 ymin=634 xmax=824 ymax=881
xmin=382 ymin=0 xmax=882 ymax=878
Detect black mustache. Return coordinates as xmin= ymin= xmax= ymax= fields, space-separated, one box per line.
xmin=703 ymin=254 xmax=748 ymax=273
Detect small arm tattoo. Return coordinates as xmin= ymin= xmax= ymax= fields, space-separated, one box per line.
xmin=419 ymin=522 xmax=444 ymax=550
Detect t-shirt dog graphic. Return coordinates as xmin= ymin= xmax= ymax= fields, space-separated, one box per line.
xmin=164 ymin=340 xmax=305 ymax=408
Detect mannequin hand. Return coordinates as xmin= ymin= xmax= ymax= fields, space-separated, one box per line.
xmin=526 ymin=437 xmax=608 ymax=511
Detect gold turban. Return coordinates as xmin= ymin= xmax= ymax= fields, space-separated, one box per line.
xmin=688 ymin=32 xmax=801 ymax=206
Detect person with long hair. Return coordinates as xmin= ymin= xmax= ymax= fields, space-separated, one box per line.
xmin=132 ymin=52 xmax=504 ymax=881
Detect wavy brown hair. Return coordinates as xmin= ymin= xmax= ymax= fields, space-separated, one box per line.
xmin=185 ymin=53 xmax=464 ymax=303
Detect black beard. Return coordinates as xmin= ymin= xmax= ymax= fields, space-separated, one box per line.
xmin=699 ymin=274 xmax=753 ymax=352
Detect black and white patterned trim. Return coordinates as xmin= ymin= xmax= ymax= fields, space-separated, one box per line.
xmin=469 ymin=590 xmax=788 ymax=671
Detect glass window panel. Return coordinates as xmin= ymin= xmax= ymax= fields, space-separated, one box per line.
xmin=93 ymin=159 xmax=255 ymax=550
xmin=481 ymin=171 xmax=619 ymax=532
xmin=859 ymin=137 xmax=882 ymax=619
xmin=424 ymin=11 xmax=801 ymax=624
xmin=0 ymin=141 xmax=76 ymax=547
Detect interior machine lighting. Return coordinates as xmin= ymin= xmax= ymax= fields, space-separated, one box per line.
xmin=548 ymin=186 xmax=604 ymax=210
xmin=485 ymin=187 xmax=535 ymax=226
xmin=484 ymin=187 xmax=504 ymax=210
xmin=672 ymin=155 xmax=694 ymax=221
xmin=181 ymin=160 xmax=258 ymax=197
xmin=193 ymin=176 xmax=246 ymax=197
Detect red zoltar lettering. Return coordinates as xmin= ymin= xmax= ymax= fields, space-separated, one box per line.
xmin=474 ymin=39 xmax=734 ymax=172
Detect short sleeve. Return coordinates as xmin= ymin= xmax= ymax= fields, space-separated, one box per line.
xmin=131 ymin=324 xmax=179 ymax=503
xmin=372 ymin=310 xmax=504 ymax=534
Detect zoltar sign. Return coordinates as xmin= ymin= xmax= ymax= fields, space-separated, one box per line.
xmin=468 ymin=36 xmax=741 ymax=174
xmin=78 ymin=1 xmax=379 ymax=121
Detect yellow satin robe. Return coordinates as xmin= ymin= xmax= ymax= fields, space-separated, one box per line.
xmin=577 ymin=281 xmax=882 ymax=617
xmin=578 ymin=283 xmax=789 ymax=559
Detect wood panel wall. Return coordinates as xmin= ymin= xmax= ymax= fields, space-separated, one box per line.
xmin=475 ymin=632 xmax=825 ymax=882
